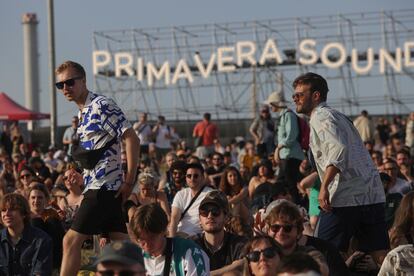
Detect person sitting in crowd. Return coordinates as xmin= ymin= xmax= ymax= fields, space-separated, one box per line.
xmin=14 ymin=165 xmax=35 ymax=199
xmin=241 ymin=234 xmax=283 ymax=276
xmin=396 ymin=149 xmax=414 ymax=183
xmin=205 ymin=152 xmax=226 ymax=188
xmin=159 ymin=160 xmax=187 ymax=206
xmin=126 ymin=169 xmax=170 ymax=221
xmin=263 ymin=199 xmax=348 ymax=276
xmin=383 ymin=158 xmax=412 ymax=196
xmin=192 ymin=191 xmax=247 ymax=274
xmin=129 ymin=203 xmax=210 ymax=275
xmin=218 ymin=166 xmax=250 ymax=222
xmin=0 ymin=157 xmax=16 ymax=194
xmin=389 ymin=191 xmax=414 ymax=249
xmin=277 ymin=251 xmax=322 ymax=276
xmin=28 ymin=183 xmax=65 ymax=270
xmin=248 ymin=159 xmax=276 ymax=199
xmin=0 ymin=193 xmax=53 ymax=275
xmin=93 ymin=240 xmax=146 ymax=276
xmin=371 ymin=150 xmax=384 ymax=171
xmin=239 ymin=141 xmax=261 ymax=174
xmin=169 ymin=163 xmax=214 ymax=237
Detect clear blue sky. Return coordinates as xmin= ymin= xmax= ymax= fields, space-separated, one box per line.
xmin=1 ymin=0 xmax=413 ymax=126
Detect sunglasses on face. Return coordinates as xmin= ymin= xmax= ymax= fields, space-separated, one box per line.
xmin=199 ymin=205 xmax=221 ymax=217
xmin=20 ymin=174 xmax=32 ymax=179
xmin=55 ymin=76 xmax=82 ymax=90
xmin=97 ymin=270 xmax=145 ymax=276
xmin=247 ymin=247 xmax=277 ymax=262
xmin=270 ymin=223 xmax=295 ymax=233
xmin=292 ymin=92 xmax=307 ymax=99
xmin=186 ymin=173 xmax=199 ymax=179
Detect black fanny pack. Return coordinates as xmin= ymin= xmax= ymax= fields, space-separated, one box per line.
xmin=72 ymin=137 xmax=117 ymax=170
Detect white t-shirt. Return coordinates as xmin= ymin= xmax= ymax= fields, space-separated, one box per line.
xmin=134 ymin=123 xmax=152 ymax=146
xmin=155 ymin=125 xmax=173 ymax=149
xmin=388 ymin=177 xmax=412 ymax=195
xmin=172 ymin=186 xmax=214 ymax=236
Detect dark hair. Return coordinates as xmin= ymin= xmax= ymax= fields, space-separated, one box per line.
xmin=186 ymin=162 xmax=204 ymax=174
xmin=18 ymin=165 xmax=35 ymax=177
xmin=278 ymin=252 xmax=321 ymax=274
xmin=170 ymin=160 xmax=187 ymax=172
xmin=292 ymin=72 xmax=329 ymax=102
xmin=55 ymin=60 xmax=86 ymax=78
xmin=0 ymin=193 xmax=31 ymax=225
xmin=396 ymin=149 xmax=411 ymax=158
xmin=130 ymin=203 xmax=168 ymax=238
xmin=390 ymin=191 xmax=414 ymax=248
xmin=219 ymin=166 xmax=244 ymax=196
xmin=241 ymin=234 xmax=283 ymax=262
xmin=29 ymin=183 xmax=50 ymax=200
xmin=203 ymin=113 xmax=211 ymax=121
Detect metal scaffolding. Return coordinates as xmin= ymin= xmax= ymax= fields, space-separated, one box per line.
xmin=93 ymin=9 xmax=414 ymax=121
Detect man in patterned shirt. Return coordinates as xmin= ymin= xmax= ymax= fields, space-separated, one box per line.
xmin=292 ymin=72 xmax=388 ymax=265
xmin=55 ymin=61 xmax=140 ymax=276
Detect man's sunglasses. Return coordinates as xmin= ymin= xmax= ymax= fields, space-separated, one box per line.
xmin=186 ymin=173 xmax=199 ymax=179
xmin=97 ymin=270 xmax=145 ymax=276
xmin=55 ymin=76 xmax=83 ymax=90
xmin=270 ymin=223 xmax=295 ymax=233
xmin=246 ymin=247 xmax=278 ymax=262
xmin=199 ymin=205 xmax=221 ymax=217
xmin=20 ymin=174 xmax=32 ymax=179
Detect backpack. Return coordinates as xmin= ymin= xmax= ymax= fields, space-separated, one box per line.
xmin=296 ymin=114 xmax=310 ymax=151
xmin=287 ymin=110 xmax=310 ymax=151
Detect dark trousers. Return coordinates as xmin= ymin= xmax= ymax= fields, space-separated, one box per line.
xmin=277 ymin=158 xmax=303 ymax=204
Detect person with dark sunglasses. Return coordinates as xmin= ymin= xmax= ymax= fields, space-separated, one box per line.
xmin=241 ymin=235 xmax=282 ymax=276
xmin=264 ymin=199 xmax=348 ymax=276
xmin=191 ymin=191 xmax=247 ymax=275
xmin=56 ymin=61 xmax=140 ymax=276
xmin=169 ymin=162 xmax=213 ymax=237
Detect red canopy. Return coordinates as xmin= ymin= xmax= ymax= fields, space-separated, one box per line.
xmin=0 ymin=92 xmax=50 ymax=121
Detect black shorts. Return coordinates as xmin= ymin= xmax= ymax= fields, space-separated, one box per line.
xmin=71 ymin=189 xmax=127 ymax=235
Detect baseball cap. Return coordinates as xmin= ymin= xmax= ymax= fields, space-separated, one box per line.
xmin=199 ymin=190 xmax=229 ymax=214
xmin=93 ymin=241 xmax=144 ymax=267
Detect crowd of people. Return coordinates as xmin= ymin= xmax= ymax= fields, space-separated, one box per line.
xmin=1 ymin=62 xmax=414 ymax=276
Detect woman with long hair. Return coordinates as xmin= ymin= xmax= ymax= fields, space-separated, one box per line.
xmin=15 ymin=166 xmax=35 ymax=199
xmin=241 ymin=234 xmax=283 ymax=276
xmin=389 ymin=191 xmax=414 ymax=248
xmin=248 ymin=159 xmax=276 ymax=199
xmin=219 ymin=166 xmax=250 ymax=222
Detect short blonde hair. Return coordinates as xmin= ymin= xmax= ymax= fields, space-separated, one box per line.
xmin=55 ymin=60 xmax=86 ymax=77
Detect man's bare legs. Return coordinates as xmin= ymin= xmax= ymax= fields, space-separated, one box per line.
xmin=60 ymin=229 xmax=88 ymax=276
xmin=61 ymin=230 xmax=130 ymax=276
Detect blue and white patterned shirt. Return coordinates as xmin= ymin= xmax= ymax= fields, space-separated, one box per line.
xmin=77 ymin=91 xmax=131 ymax=192
xmin=310 ymin=102 xmax=385 ymax=207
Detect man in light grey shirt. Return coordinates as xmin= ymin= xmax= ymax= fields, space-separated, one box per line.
xmin=292 ymin=72 xmax=388 ymax=266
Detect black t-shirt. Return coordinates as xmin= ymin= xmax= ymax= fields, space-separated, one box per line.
xmin=191 ymin=231 xmax=247 ymax=271
xmin=305 ymin=235 xmax=349 ymax=276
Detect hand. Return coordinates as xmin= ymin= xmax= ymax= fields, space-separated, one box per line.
xmin=274 ymin=149 xmax=281 ymax=163
xmin=354 ymin=254 xmax=377 ymax=272
xmin=115 ymin=182 xmax=134 ymax=203
xmin=318 ymin=187 xmax=332 ymax=212
xmin=99 ymin=237 xmax=110 ymax=248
